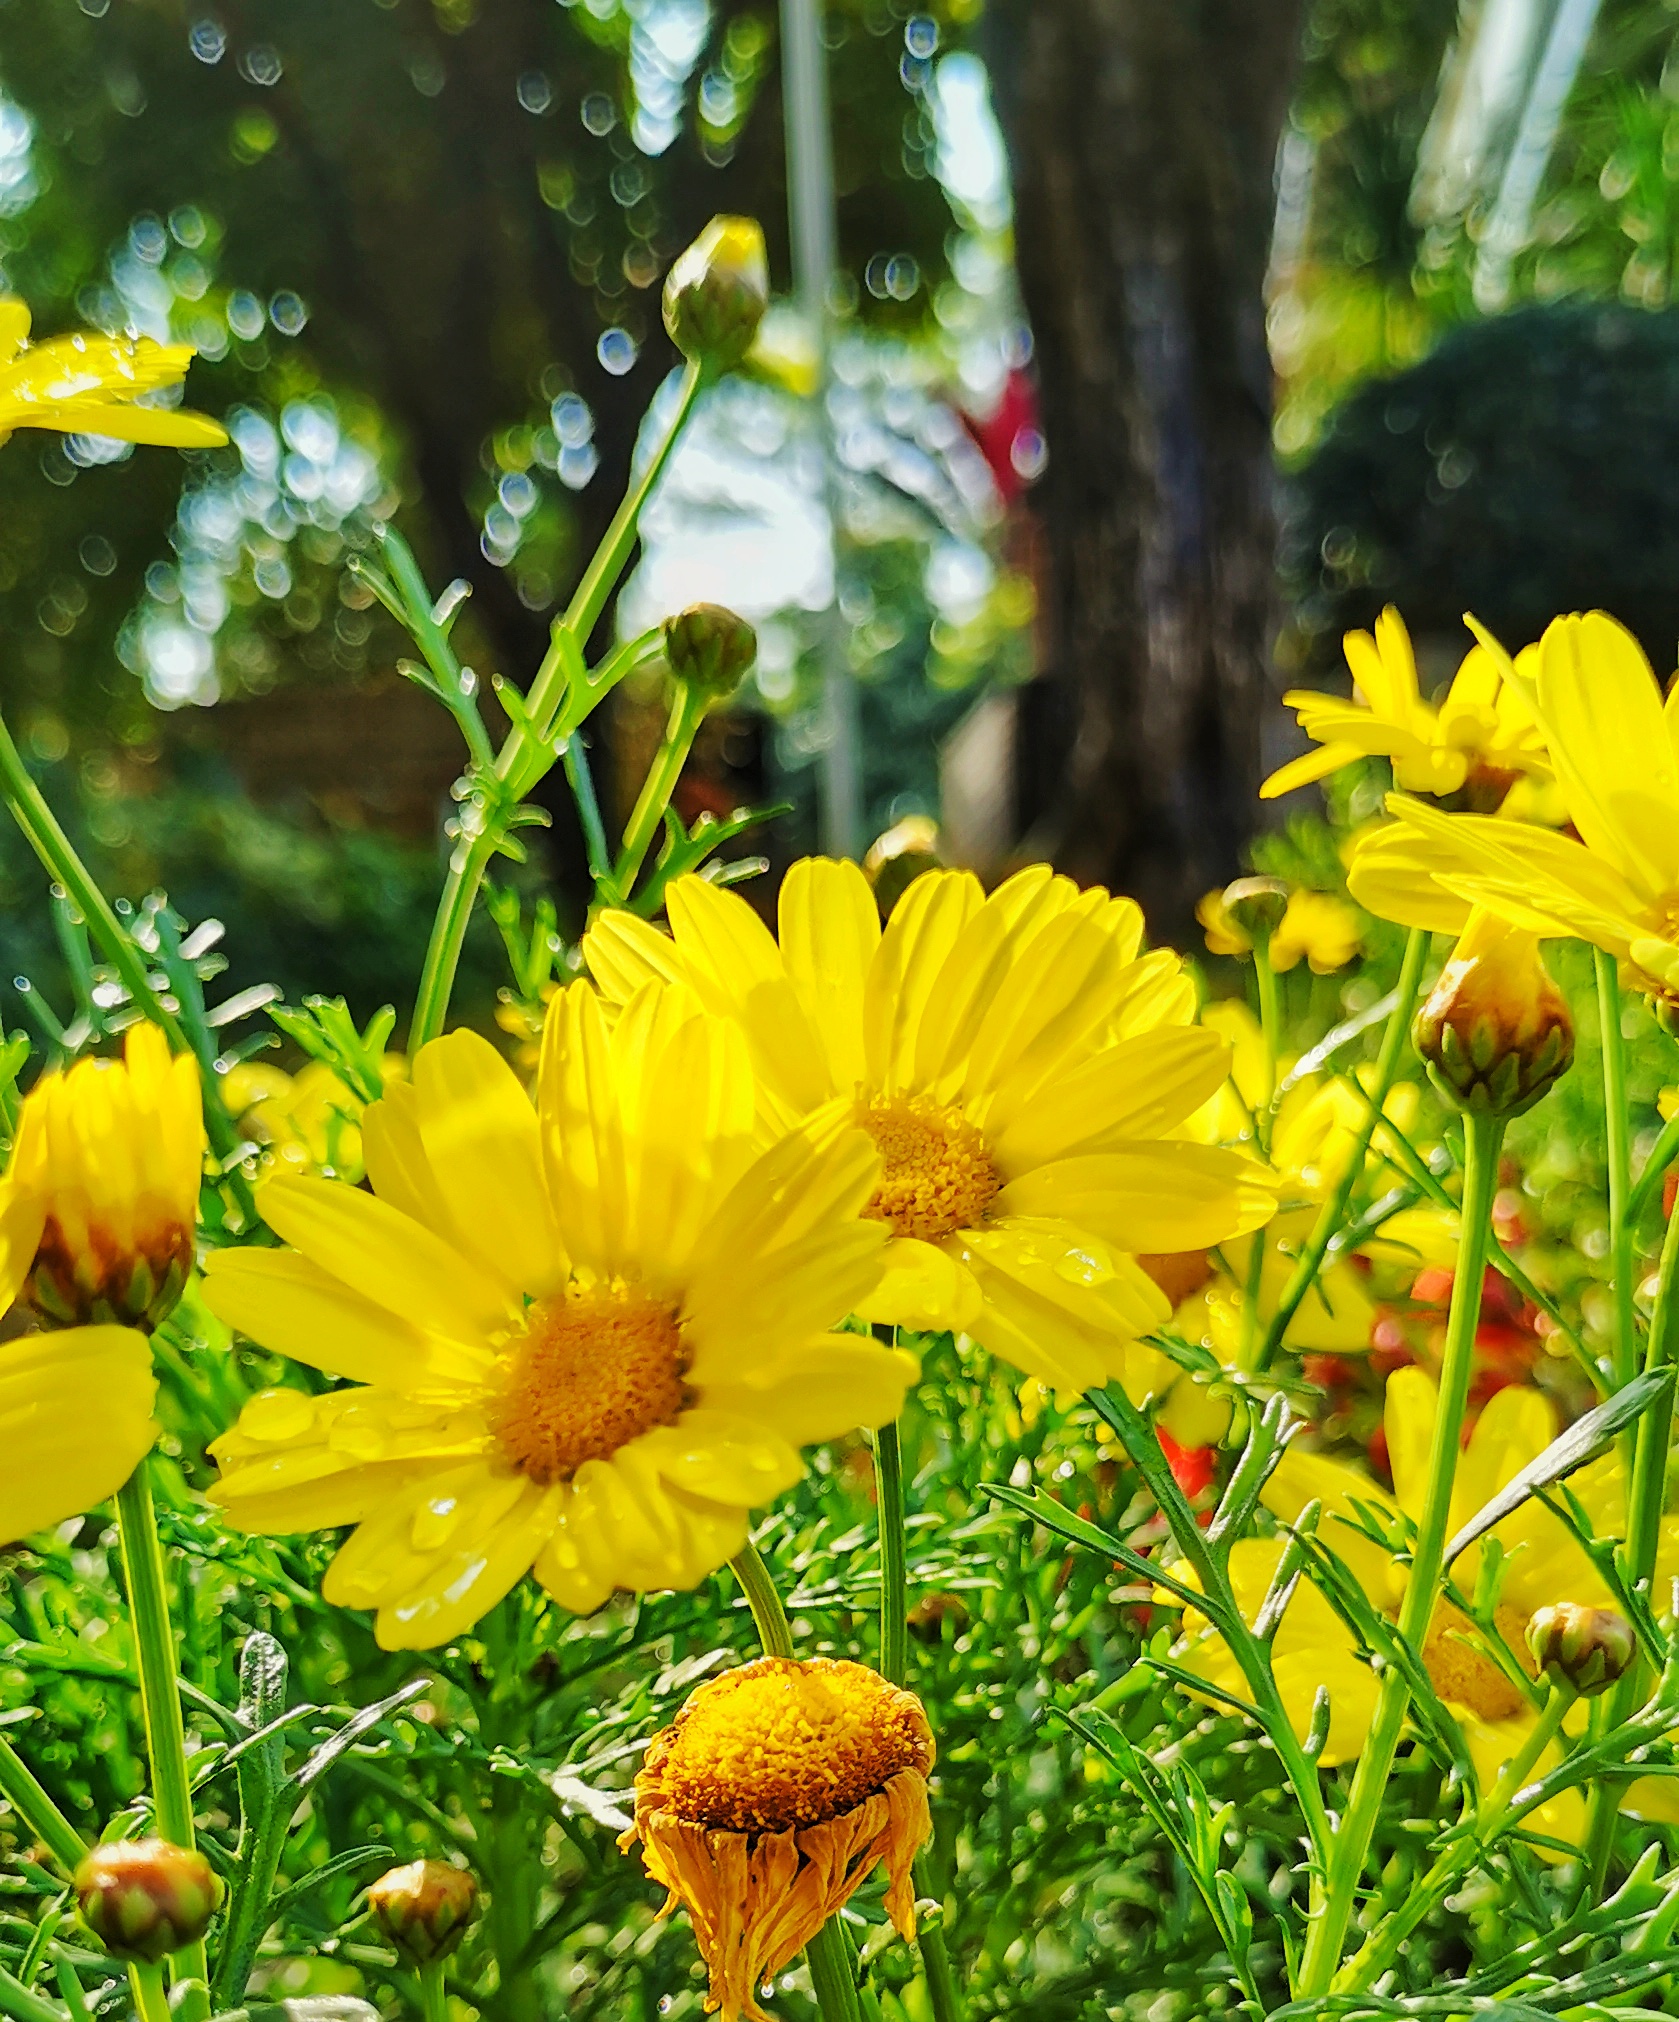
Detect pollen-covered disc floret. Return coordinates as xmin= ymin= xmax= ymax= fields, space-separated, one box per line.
xmin=626 ymin=1657 xmax=934 ymax=2022
xmin=859 ymin=1094 xmax=999 ymax=1244
xmin=487 ymin=1286 xmax=689 ymax=1485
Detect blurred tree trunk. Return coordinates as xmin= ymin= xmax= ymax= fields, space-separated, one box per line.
xmin=993 ymin=0 xmax=1302 ymax=933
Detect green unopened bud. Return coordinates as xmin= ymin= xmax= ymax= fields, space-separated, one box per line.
xmin=663 ymin=217 xmax=769 ymax=374
xmin=1413 ymin=908 xmax=1574 ymax=1117
xmin=367 ymin=1860 xmax=478 ymax=1965
xmin=75 ymin=1838 xmax=223 ymax=1963
xmin=1527 ymin=1602 xmax=1635 ymax=1697
xmin=664 ymin=603 xmax=756 ymax=703
xmin=864 ymin=816 xmax=942 ymax=913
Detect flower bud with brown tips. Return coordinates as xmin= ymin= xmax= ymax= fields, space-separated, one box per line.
xmin=74 ymin=1838 xmax=223 ymax=1963
xmin=367 ymin=1859 xmax=479 ymax=1965
xmin=663 ymin=603 xmax=756 ymax=705
xmin=1527 ymin=1602 xmax=1635 ymax=1697
xmin=1413 ymin=908 xmax=1574 ymax=1117
xmin=663 ymin=217 xmax=769 ymax=375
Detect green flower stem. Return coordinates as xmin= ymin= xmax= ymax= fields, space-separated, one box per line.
xmin=1295 ymin=1108 xmax=1506 ymax=1999
xmin=730 ymin=1546 xmax=860 ymax=2022
xmin=127 ymin=1965 xmax=171 ymax=2022
xmin=871 ymin=1420 xmax=908 ymax=1689
xmin=418 ymin=1961 xmax=448 ymax=2022
xmin=870 ymin=1399 xmax=964 ymax=2022
xmin=0 ymin=1731 xmax=85 ymax=1875
xmin=1257 ymin=925 xmax=1429 ymax=1373
xmin=408 ymin=361 xmax=704 ymax=1042
xmin=605 ymin=684 xmax=708 ymax=906
xmin=1627 ymin=1105 xmax=1679 ymax=1228
xmin=1336 ymin=1681 xmax=1573 ymax=1993
xmin=1251 ymin=940 xmax=1281 ymax=1147
xmin=1597 ymin=950 xmax=1638 ymax=1399
xmin=562 ymin=735 xmax=612 ymax=891
xmin=729 ymin=1539 xmax=796 ymax=1659
xmin=0 ymin=707 xmax=256 ymax=1227
xmin=0 ymin=1964 xmax=66 ymax=2022
xmin=115 ymin=1465 xmax=210 ymax=1996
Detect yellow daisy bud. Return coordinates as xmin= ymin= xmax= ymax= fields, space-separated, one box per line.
xmin=1412 ymin=908 xmax=1574 ymax=1118
xmin=74 ymin=1838 xmax=223 ymax=1964
xmin=624 ymin=1657 xmax=933 ymax=2022
xmin=3 ymin=1023 xmax=203 ymax=1330
xmin=366 ymin=1860 xmax=478 ymax=1965
xmin=663 ymin=217 xmax=770 ymax=375
xmin=664 ymin=602 xmax=757 ymax=704
xmin=1527 ymin=1603 xmax=1635 ymax=1698
xmin=1197 ymin=877 xmax=1288 ymax=957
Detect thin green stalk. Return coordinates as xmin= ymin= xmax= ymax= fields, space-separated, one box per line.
xmin=409 ymin=828 xmax=498 ymax=1051
xmin=1251 ymin=941 xmax=1281 ymax=1145
xmin=607 ymin=685 xmax=707 ymax=905
xmin=127 ymin=1965 xmax=171 ymax=2022
xmin=0 ymin=1964 xmax=65 ymax=2022
xmin=1295 ymin=1109 xmax=1505 ymax=1998
xmin=871 ymin=1421 xmax=908 ymax=1689
xmin=0 ymin=1731 xmax=86 ymax=1875
xmin=730 ymin=1541 xmax=796 ymax=1659
xmin=1627 ymin=1105 xmax=1679 ymax=1229
xmin=1259 ymin=926 xmax=1429 ymax=1372
xmin=562 ymin=735 xmax=612 ymax=892
xmin=419 ymin=1960 xmax=448 ymax=2022
xmin=115 ymin=1465 xmax=210 ymax=1994
xmin=1597 ymin=949 xmax=1638 ymax=1398
xmin=730 ymin=1546 xmax=859 ymax=2022
xmin=0 ymin=708 xmax=255 ymax=1226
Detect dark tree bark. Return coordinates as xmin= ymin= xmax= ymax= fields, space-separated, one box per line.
xmin=992 ymin=0 xmax=1304 ymax=935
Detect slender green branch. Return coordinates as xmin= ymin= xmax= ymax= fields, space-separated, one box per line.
xmin=0 ymin=1731 xmax=85 ymax=1875
xmin=606 ymin=685 xmax=708 ymax=905
xmin=562 ymin=736 xmax=612 ymax=892
xmin=1258 ymin=926 xmax=1429 ymax=1371
xmin=872 ymin=1420 xmax=908 ymax=1689
xmin=729 ymin=1541 xmax=796 ymax=1660
xmin=409 ymin=827 xmax=499 ymax=1051
xmin=127 ymin=1965 xmax=171 ymax=2022
xmin=1252 ymin=941 xmax=1281 ymax=1147
xmin=1295 ymin=1109 xmax=1505 ymax=1998
xmin=419 ymin=1961 xmax=448 ymax=2022
xmin=0 ymin=1964 xmax=64 ymax=2022
xmin=1627 ymin=1106 xmax=1679 ymax=1229
xmin=1597 ymin=949 xmax=1638 ymax=1398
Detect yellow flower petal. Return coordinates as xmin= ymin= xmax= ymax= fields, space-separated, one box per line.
xmin=0 ymin=1179 xmax=46 ymax=1314
xmin=855 ymin=1235 xmax=982 ymax=1333
xmin=988 ymin=1025 xmax=1231 ymax=1171
xmin=375 ymin=1480 xmax=563 ymax=1651
xmin=863 ymin=868 xmax=984 ymax=1094
xmin=0 ymin=1325 xmax=157 ymax=1543
xmin=638 ymin=1408 xmax=803 ymax=1507
xmin=994 ymin=1142 xmax=1275 ymax=1252
xmin=583 ymin=907 xmax=687 ymax=1000
xmin=702 ymin=1335 xmax=918 ymax=1445
xmin=778 ymin=857 xmax=879 ymax=1091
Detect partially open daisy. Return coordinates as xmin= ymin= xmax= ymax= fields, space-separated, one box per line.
xmin=1169 ymin=1369 xmax=1679 ymax=1841
xmin=204 ymin=986 xmax=910 ymax=1649
xmin=585 ymin=860 xmax=1274 ymax=1395
xmin=624 ymin=1656 xmax=933 ymax=2022
xmin=0 ymin=1023 xmax=202 ymax=1544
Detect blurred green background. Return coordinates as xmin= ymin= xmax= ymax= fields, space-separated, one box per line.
xmin=2 ymin=0 xmax=1677 ymax=1029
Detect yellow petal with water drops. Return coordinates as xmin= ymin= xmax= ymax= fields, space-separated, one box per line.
xmin=1450 ymin=1381 xmax=1556 ymax=1546
xmin=583 ymin=906 xmax=688 ymax=1003
xmin=994 ymin=1141 xmax=1275 ymax=1253
xmin=1384 ymin=1365 xmax=1439 ymax=1525
xmin=955 ymin=1242 xmax=1141 ymax=1394
xmin=259 ymin=1173 xmax=513 ymax=1345
xmin=32 ymin=400 xmax=228 ymax=448
xmin=410 ymin=1029 xmax=563 ymax=1299
xmin=779 ymin=856 xmax=879 ymax=1092
xmin=639 ymin=1408 xmax=804 ymax=1508
xmin=573 ymin=1446 xmax=697 ymax=1589
xmin=963 ymin=1218 xmax=1170 ymax=1340
xmin=988 ymin=1025 xmax=1231 ymax=1173
xmin=855 ymin=1234 xmax=982 ymax=1333
xmin=539 ymin=983 xmax=632 ymax=1273
xmin=0 ymin=1325 xmax=157 ymax=1544
xmin=0 ymin=1180 xmax=45 ymax=1314
xmin=864 ymin=867 xmax=983 ymax=1094
xmin=702 ymin=1334 xmax=917 ymax=1446
xmin=321 ymin=1462 xmax=504 ymax=1609
xmin=665 ymin=876 xmax=830 ymax=1114
xmin=212 ymin=1454 xmax=444 ymax=1535
xmin=376 ymin=1479 xmax=562 ymax=1651
xmin=532 ymin=1493 xmax=618 ymax=1616
xmin=1261 ymin=740 xmax=1363 ymax=800
xmin=1537 ymin=612 xmax=1679 ymax=895
xmin=203 ymin=1243 xmax=487 ymax=1387
xmin=0 ymin=299 xmax=29 ymax=363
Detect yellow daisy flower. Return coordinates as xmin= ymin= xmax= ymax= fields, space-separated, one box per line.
xmin=0 ymin=300 xmax=226 ymax=448
xmin=1263 ymin=608 xmax=1547 ymax=802
xmin=0 ymin=1024 xmax=203 ymax=1544
xmin=584 ymin=861 xmax=1275 ymax=1395
xmin=1197 ymin=886 xmax=1364 ymax=974
xmin=1172 ymin=1369 xmax=1679 ymax=1838
xmin=1347 ymin=612 xmax=1679 ymax=1010
xmin=204 ymin=986 xmax=912 ymax=1649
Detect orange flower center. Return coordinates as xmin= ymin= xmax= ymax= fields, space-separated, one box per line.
xmin=857 ymin=1093 xmax=999 ymax=1243
xmin=658 ymin=1656 xmax=934 ymax=1834
xmin=487 ymin=1287 xmax=688 ymax=1486
xmin=1420 ymin=1601 xmax=1532 ymax=1723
